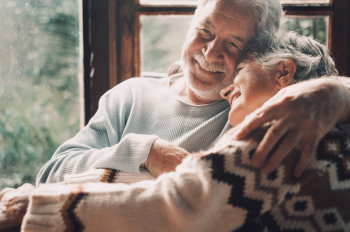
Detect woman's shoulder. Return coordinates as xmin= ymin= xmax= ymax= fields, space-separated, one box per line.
xmin=202 ymin=124 xmax=350 ymax=231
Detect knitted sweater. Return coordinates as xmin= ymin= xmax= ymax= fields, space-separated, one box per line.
xmin=22 ymin=125 xmax=350 ymax=232
xmin=36 ymin=74 xmax=231 ymax=186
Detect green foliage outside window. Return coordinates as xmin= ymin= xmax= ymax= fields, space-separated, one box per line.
xmin=0 ymin=0 xmax=80 ymax=189
xmin=281 ymin=17 xmax=327 ymax=46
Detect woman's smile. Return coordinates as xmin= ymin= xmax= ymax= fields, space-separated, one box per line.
xmin=228 ymin=89 xmax=241 ymax=105
xmin=221 ymin=55 xmax=282 ymax=126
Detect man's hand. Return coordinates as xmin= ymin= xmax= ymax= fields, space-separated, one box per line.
xmin=144 ymin=139 xmax=190 ymax=177
xmin=233 ymin=78 xmax=350 ymax=177
xmin=0 ymin=184 xmax=35 ymax=231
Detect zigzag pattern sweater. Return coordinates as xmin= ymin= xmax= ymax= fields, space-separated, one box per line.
xmin=21 ymin=125 xmax=350 ymax=232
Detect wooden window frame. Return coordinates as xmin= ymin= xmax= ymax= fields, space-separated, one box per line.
xmin=82 ymin=0 xmax=350 ymax=124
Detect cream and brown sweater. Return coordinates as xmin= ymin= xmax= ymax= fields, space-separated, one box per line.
xmin=20 ymin=125 xmax=350 ymax=232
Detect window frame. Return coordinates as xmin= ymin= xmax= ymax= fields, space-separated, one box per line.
xmin=82 ymin=0 xmax=350 ymax=124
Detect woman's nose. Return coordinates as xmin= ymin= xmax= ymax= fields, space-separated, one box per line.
xmin=220 ymin=84 xmax=235 ymax=101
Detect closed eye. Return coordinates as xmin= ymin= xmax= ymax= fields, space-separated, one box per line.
xmin=198 ymin=28 xmax=213 ymax=38
xmin=226 ymin=41 xmax=242 ymax=53
xmin=230 ymin=42 xmax=238 ymax=48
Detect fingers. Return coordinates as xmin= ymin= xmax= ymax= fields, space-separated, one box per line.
xmin=250 ymin=119 xmax=289 ymax=168
xmin=17 ymin=183 xmax=35 ymax=191
xmin=234 ymin=107 xmax=277 ymax=140
xmin=294 ymin=140 xmax=318 ymax=177
xmin=261 ymin=130 xmax=303 ymax=174
xmin=146 ymin=139 xmax=190 ymax=177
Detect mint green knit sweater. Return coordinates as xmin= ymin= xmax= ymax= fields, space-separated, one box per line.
xmin=36 ymin=74 xmax=231 ymax=186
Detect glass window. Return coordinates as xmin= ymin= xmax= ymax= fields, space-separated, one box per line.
xmin=141 ymin=15 xmax=192 ymax=75
xmin=140 ymin=0 xmax=331 ymax=5
xmin=280 ymin=16 xmax=329 ymax=46
xmin=281 ymin=0 xmax=330 ymax=4
xmin=0 ymin=0 xmax=80 ymax=189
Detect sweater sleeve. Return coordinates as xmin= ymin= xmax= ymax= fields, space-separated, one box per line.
xmin=26 ymin=125 xmax=350 ymax=232
xmin=23 ymin=156 xmax=246 ymax=232
xmin=36 ymin=80 xmax=158 ymax=186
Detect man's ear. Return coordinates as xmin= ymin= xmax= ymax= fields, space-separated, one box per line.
xmin=275 ymin=58 xmax=297 ymax=89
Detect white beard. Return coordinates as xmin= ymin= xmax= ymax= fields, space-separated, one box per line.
xmin=181 ymin=50 xmax=231 ymax=101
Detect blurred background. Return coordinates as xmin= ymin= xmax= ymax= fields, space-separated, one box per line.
xmin=0 ymin=0 xmax=328 ymax=189
xmin=0 ymin=0 xmax=80 ymax=189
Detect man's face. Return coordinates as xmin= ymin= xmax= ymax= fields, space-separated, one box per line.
xmin=182 ymin=0 xmax=256 ymax=101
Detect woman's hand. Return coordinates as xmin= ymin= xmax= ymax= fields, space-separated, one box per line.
xmin=0 ymin=184 xmax=35 ymax=231
xmin=233 ymin=78 xmax=350 ymax=177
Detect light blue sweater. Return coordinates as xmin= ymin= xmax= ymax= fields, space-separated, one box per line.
xmin=36 ymin=75 xmax=232 ymax=185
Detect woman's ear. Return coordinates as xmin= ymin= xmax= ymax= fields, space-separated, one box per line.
xmin=275 ymin=58 xmax=297 ymax=89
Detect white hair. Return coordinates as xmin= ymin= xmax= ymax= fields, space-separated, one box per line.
xmin=196 ymin=0 xmax=283 ymax=38
xmin=250 ymin=31 xmax=338 ymax=82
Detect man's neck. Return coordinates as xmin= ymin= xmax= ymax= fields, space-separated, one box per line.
xmin=169 ymin=75 xmax=218 ymax=105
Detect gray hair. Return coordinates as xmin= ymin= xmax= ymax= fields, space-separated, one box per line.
xmin=250 ymin=31 xmax=338 ymax=83
xmin=196 ymin=0 xmax=283 ymax=38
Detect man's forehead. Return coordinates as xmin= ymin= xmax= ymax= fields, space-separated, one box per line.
xmin=204 ymin=0 xmax=249 ymax=19
xmin=198 ymin=10 xmax=252 ymax=47
xmin=202 ymin=2 xmax=253 ymax=30
xmin=204 ymin=19 xmax=246 ymax=44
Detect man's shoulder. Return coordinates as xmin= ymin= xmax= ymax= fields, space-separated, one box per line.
xmin=118 ymin=76 xmax=170 ymax=89
xmin=104 ymin=76 xmax=171 ymax=103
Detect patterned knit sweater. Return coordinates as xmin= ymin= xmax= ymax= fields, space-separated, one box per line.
xmin=21 ymin=125 xmax=350 ymax=232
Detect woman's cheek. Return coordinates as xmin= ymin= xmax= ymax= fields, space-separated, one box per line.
xmin=228 ymin=98 xmax=246 ymax=126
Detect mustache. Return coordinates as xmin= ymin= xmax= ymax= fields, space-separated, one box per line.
xmin=193 ymin=53 xmax=229 ymax=74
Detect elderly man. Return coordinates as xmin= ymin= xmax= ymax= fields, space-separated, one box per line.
xmin=36 ymin=0 xmax=350 ymax=185
xmin=2 ymin=1 xmax=350 ymax=231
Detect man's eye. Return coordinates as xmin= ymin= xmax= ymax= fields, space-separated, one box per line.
xmin=230 ymin=42 xmax=238 ymax=48
xmin=226 ymin=41 xmax=242 ymax=53
xmin=199 ymin=29 xmax=212 ymax=38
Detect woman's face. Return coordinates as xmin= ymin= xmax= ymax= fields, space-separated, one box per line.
xmin=221 ymin=56 xmax=280 ymax=126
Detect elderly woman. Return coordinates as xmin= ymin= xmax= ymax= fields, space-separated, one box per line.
xmin=1 ymin=32 xmax=349 ymax=232
xmin=221 ymin=31 xmax=339 ymax=126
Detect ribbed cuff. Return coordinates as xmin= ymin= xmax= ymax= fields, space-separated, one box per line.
xmin=91 ymin=134 xmax=158 ymax=175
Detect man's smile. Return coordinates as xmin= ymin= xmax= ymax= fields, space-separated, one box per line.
xmin=194 ymin=59 xmax=225 ymax=76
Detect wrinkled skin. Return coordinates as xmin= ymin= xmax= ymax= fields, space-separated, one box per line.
xmin=0 ymin=184 xmax=35 ymax=231
xmin=180 ymin=0 xmax=255 ymax=103
xmin=145 ymin=139 xmax=190 ymax=178
xmin=233 ymin=78 xmax=350 ymax=177
xmin=146 ymin=0 xmax=255 ymax=176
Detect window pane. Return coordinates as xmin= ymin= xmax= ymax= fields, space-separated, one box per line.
xmin=0 ymin=0 xmax=80 ymax=188
xmin=280 ymin=16 xmax=328 ymax=46
xmin=141 ymin=15 xmax=193 ymax=76
xmin=280 ymin=0 xmax=330 ymax=4
xmin=140 ymin=0 xmax=331 ymax=5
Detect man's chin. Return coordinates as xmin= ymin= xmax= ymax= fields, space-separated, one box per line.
xmin=186 ymin=74 xmax=224 ymax=101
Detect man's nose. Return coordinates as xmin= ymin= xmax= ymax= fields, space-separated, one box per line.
xmin=202 ymin=39 xmax=224 ymax=63
xmin=220 ymin=84 xmax=234 ymax=101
